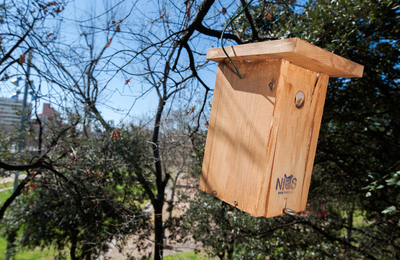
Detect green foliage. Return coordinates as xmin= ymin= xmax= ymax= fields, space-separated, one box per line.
xmin=184 ymin=192 xmax=350 ymax=259
xmin=365 ymin=171 xmax=400 ymax=215
xmin=0 ymin=122 xmax=153 ymax=259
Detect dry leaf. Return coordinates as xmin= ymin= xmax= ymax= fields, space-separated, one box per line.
xmin=160 ymin=10 xmax=165 ymax=19
xmin=186 ymin=106 xmax=196 ymax=115
xmin=26 ymin=183 xmax=37 ymax=195
xmin=54 ymin=6 xmax=64 ymax=14
xmin=18 ymin=54 xmax=26 ymax=65
xmin=264 ymin=12 xmax=272 ymax=20
xmin=186 ymin=7 xmax=190 ymax=19
xmin=105 ymin=38 xmax=112 ymax=48
xmin=111 ymin=130 xmax=120 ymax=140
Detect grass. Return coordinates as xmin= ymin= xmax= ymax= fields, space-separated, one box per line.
xmin=150 ymin=251 xmax=217 ymax=260
xmin=0 ymin=236 xmax=62 ymax=260
xmin=0 ymin=188 xmax=13 ymax=204
xmin=0 ymin=182 xmax=16 ymax=205
xmin=0 ymin=181 xmax=14 ymax=190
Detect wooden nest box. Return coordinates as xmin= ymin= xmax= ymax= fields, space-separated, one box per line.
xmin=199 ymin=38 xmax=363 ymax=218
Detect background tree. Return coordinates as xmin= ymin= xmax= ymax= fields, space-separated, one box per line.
xmin=0 ymin=1 xmax=152 ymax=259
xmin=0 ymin=0 xmax=68 ymax=224
xmin=1 ymin=121 xmax=151 ymax=259
xmin=2 ymin=0 xmax=225 ymax=258
xmin=0 ymin=0 xmax=64 ymax=77
xmin=183 ymin=0 xmax=400 ymax=259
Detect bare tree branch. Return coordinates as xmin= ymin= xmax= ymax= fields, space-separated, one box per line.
xmin=240 ymin=0 xmax=259 ymax=41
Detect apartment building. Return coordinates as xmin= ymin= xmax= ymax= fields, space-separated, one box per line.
xmin=0 ymin=97 xmax=23 ymax=127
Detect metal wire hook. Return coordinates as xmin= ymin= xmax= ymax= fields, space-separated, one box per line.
xmin=220 ymin=0 xmax=255 ymax=79
xmin=220 ymin=0 xmax=302 ymax=79
xmin=283 ymin=208 xmax=297 ymax=216
xmin=283 ymin=198 xmax=297 ymax=216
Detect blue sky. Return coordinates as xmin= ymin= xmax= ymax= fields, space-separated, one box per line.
xmin=2 ymin=0 xmax=306 ymax=125
xmin=1 ymin=0 xmax=222 ymax=125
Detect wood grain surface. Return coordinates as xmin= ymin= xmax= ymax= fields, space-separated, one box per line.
xmin=206 ymin=38 xmax=364 ymax=78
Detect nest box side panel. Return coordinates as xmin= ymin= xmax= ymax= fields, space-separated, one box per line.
xmin=264 ymin=61 xmax=329 ymax=218
xmin=299 ymin=73 xmax=329 ymax=209
xmin=200 ymin=60 xmax=281 ymax=216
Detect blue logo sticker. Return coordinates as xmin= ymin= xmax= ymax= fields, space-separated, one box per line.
xmin=276 ymin=174 xmax=297 ymax=194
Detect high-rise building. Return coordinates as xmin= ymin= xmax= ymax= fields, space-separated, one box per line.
xmin=38 ymin=103 xmax=58 ymax=122
xmin=0 ymin=97 xmax=23 ymax=127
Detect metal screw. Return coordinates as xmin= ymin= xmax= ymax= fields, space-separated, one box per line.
xmin=269 ymin=82 xmax=274 ymax=90
xmin=234 ymin=200 xmax=238 ymax=206
xmin=295 ymin=91 xmax=305 ymax=108
xmin=213 ymin=190 xmax=217 ymax=196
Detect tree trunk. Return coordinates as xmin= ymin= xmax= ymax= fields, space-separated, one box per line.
xmin=70 ymin=230 xmax=78 ymax=260
xmin=85 ymin=252 xmax=92 ymax=260
xmin=152 ymin=98 xmax=166 ymax=260
xmin=346 ymin=209 xmax=353 ymax=251
xmin=154 ymin=199 xmax=164 ymax=260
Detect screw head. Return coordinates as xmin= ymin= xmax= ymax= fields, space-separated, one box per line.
xmin=295 ymin=91 xmax=305 ymax=108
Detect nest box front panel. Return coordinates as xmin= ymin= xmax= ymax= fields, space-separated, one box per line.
xmin=264 ymin=61 xmax=329 ymax=217
xmin=200 ymin=60 xmax=281 ymax=216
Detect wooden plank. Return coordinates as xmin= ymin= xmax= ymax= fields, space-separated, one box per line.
xmin=206 ymin=38 xmax=364 ymax=78
xmin=299 ymin=73 xmax=329 ymax=210
xmin=199 ymin=60 xmax=281 ymax=216
xmin=199 ymin=64 xmax=226 ymax=195
xmin=265 ymin=61 xmax=326 ymax=217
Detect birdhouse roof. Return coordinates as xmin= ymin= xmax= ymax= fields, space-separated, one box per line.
xmin=206 ymin=38 xmax=364 ymax=78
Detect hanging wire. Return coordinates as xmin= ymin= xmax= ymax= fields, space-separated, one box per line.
xmin=220 ymin=0 xmax=301 ymax=79
xmin=220 ymin=0 xmax=255 ymax=79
